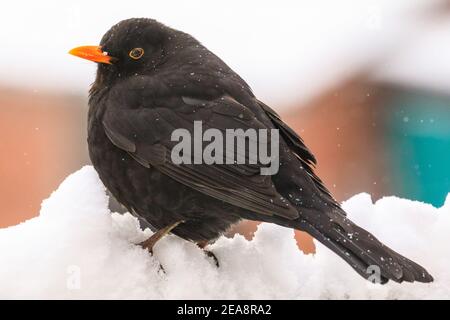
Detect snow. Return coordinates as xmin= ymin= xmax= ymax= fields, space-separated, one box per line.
xmin=375 ymin=17 xmax=450 ymax=94
xmin=0 ymin=166 xmax=449 ymax=299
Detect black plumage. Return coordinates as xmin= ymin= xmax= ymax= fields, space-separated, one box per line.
xmin=78 ymin=18 xmax=432 ymax=283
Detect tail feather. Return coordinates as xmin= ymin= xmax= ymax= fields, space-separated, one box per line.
xmin=292 ymin=208 xmax=433 ymax=284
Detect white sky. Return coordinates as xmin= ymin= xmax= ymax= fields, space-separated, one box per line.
xmin=0 ymin=0 xmax=447 ymax=108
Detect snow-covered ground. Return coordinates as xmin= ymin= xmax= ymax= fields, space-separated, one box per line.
xmin=0 ymin=166 xmax=448 ymax=299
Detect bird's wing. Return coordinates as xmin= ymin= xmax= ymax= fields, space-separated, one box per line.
xmin=258 ymin=100 xmax=336 ymax=200
xmin=102 ymin=92 xmax=299 ymax=220
xmin=258 ymin=101 xmax=316 ymax=165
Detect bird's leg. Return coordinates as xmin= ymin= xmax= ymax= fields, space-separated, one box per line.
xmin=140 ymin=221 xmax=183 ymax=254
xmin=197 ymin=241 xmax=219 ymax=267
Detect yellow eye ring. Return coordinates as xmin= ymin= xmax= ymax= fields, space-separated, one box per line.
xmin=129 ymin=48 xmax=144 ymax=60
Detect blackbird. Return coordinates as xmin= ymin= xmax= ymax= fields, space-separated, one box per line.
xmin=70 ymin=18 xmax=433 ymax=283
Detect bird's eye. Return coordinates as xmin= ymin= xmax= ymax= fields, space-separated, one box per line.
xmin=129 ymin=48 xmax=144 ymax=60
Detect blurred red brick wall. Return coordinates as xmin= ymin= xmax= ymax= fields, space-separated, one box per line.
xmin=0 ymin=88 xmax=88 ymax=227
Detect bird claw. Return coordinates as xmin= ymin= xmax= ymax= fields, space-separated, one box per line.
xmin=204 ymin=250 xmax=220 ymax=268
xmin=196 ymin=240 xmax=219 ymax=267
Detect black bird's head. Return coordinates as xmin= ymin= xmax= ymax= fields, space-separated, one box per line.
xmin=69 ymin=18 xmax=187 ymax=90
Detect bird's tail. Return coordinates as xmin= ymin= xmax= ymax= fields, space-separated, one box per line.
xmin=288 ymin=207 xmax=433 ymax=284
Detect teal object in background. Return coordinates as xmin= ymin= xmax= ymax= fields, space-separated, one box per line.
xmin=386 ymin=92 xmax=450 ymax=207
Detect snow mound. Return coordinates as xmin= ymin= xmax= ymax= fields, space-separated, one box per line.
xmin=0 ymin=166 xmax=449 ymax=299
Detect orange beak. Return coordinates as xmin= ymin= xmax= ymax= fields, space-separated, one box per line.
xmin=68 ymin=45 xmax=113 ymax=64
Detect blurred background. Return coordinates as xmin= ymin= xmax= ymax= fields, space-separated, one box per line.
xmin=1 ymin=0 xmax=450 ymax=253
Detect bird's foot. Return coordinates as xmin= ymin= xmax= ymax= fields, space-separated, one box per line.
xmin=197 ymin=241 xmax=220 ymax=267
xmin=139 ymin=221 xmax=183 ymax=274
xmin=139 ymin=220 xmax=183 ymax=254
